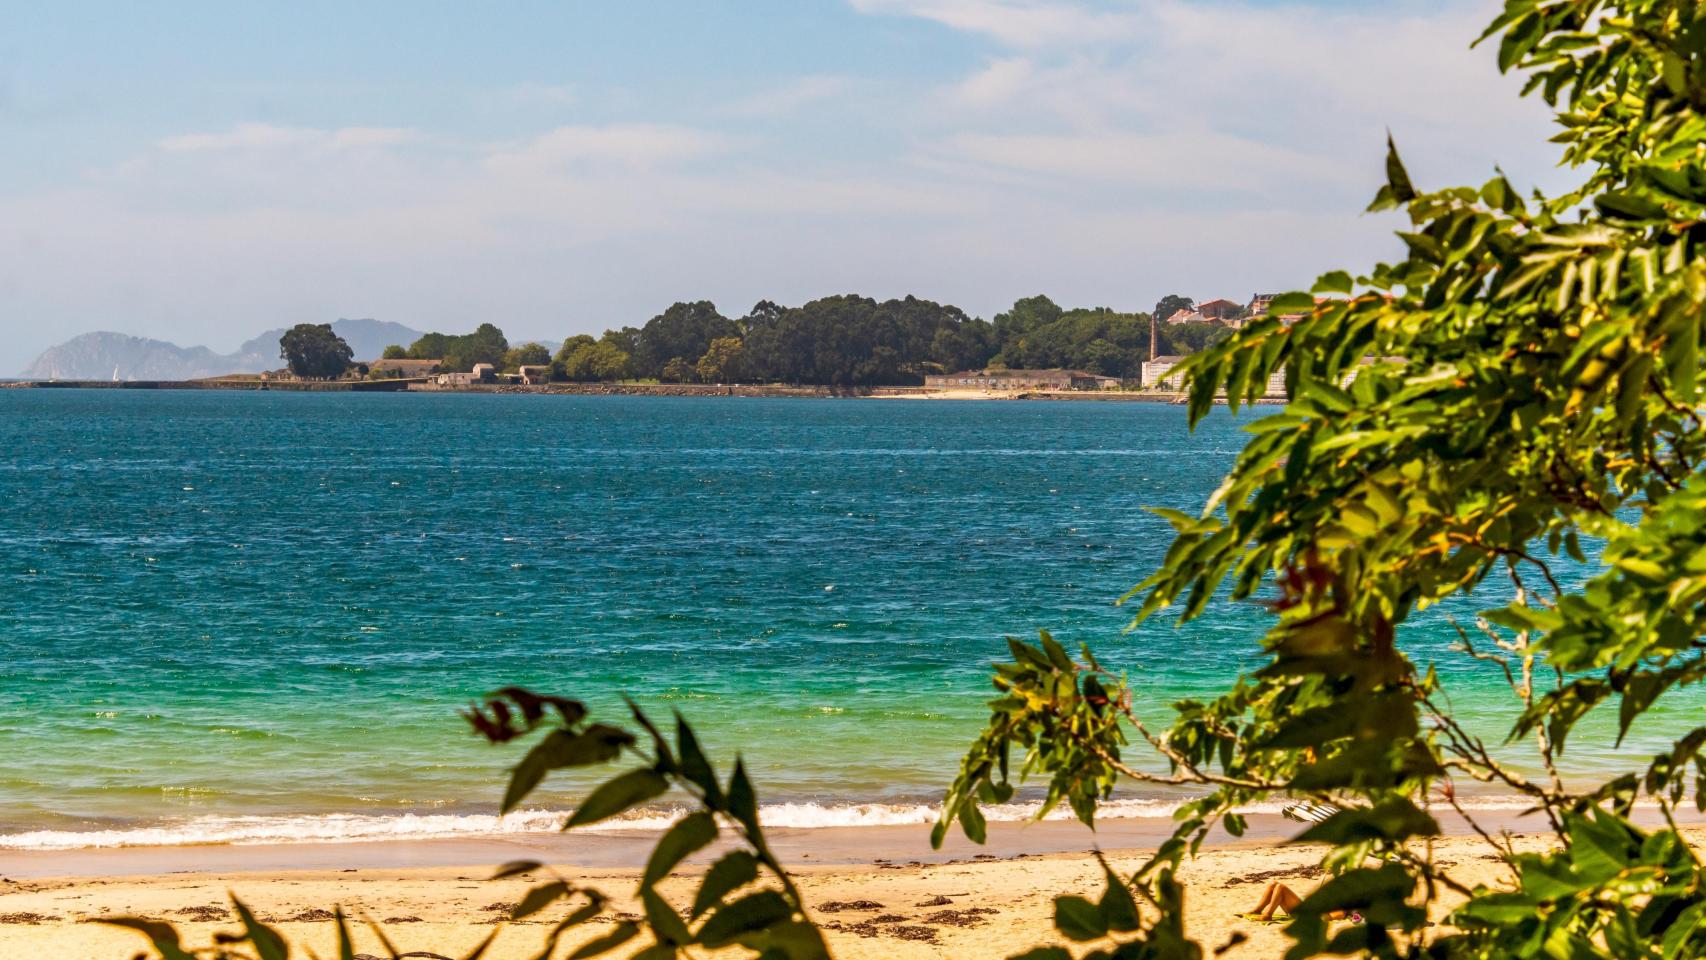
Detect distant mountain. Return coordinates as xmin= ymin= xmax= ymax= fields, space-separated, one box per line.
xmin=21 ymin=319 xmax=426 ymax=381
xmin=22 ymin=334 xmax=236 ymax=381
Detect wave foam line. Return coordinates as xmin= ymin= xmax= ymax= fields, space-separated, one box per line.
xmin=0 ymin=795 xmax=1556 ymax=850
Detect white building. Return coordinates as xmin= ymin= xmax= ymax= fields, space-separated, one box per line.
xmin=1142 ymin=355 xmax=1186 ymax=389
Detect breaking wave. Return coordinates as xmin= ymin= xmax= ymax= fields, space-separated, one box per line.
xmin=0 ymin=794 xmax=1550 ymax=850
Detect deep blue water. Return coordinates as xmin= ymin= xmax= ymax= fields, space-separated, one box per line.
xmin=0 ymin=390 xmax=1677 ymax=847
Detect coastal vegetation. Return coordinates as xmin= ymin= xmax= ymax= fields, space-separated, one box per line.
xmin=374 ymin=293 xmax=1215 ymax=386
xmin=401 ymin=323 xmax=511 ymax=374
xmin=277 ymin=323 xmax=354 ymax=381
xmin=111 ymin=1 xmax=1706 ymax=959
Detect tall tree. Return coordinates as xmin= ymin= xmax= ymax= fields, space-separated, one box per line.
xmin=278 ymin=323 xmax=353 ymax=380
xmin=633 ymin=302 xmax=737 ymax=379
xmin=405 ymin=332 xmax=454 ymax=360
xmin=1152 ymin=293 xmax=1194 ymax=322
xmin=559 ymin=336 xmax=632 ymax=382
xmin=695 ymin=337 xmax=746 ymax=383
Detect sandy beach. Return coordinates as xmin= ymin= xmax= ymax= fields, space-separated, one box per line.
xmin=1 ymin=815 xmax=1666 ymax=959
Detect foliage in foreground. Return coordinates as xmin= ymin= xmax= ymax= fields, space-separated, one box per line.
xmin=936 ymin=0 xmax=1706 ymax=956
xmin=115 ymin=1 xmax=1706 ymax=958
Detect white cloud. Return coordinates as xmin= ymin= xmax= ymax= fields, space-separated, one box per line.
xmin=0 ymin=0 xmax=1573 ymax=373
xmin=877 ymin=0 xmax=1558 ymax=205
xmin=849 ymin=0 xmax=1140 ymax=47
xmin=159 ymin=123 xmax=419 ymax=154
xmin=482 ymin=123 xmax=729 ymax=176
xmin=934 ymin=129 xmax=1351 ymax=195
xmin=726 ymin=75 xmax=858 ymax=117
xmin=954 ymin=57 xmax=1035 ymax=106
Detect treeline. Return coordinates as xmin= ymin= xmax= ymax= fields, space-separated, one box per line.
xmin=381 ymin=294 xmax=1231 ymax=386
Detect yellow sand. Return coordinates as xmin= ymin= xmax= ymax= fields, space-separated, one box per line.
xmin=0 ymin=831 xmax=1590 ymax=959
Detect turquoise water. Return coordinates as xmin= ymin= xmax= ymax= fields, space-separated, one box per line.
xmin=0 ymin=391 xmax=1681 ymax=847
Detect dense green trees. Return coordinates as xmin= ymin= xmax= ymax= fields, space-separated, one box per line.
xmin=695 ymin=336 xmax=745 ymax=383
xmin=990 ymin=297 xmax=1151 ymax=376
xmin=738 ymin=294 xmax=989 ymax=385
xmin=380 ymin=344 xmax=407 ymax=360
xmin=632 ymin=301 xmax=740 ymax=380
xmin=1164 ymin=320 xmax=1232 ymax=355
xmin=985 ymin=295 xmax=1225 ymax=375
xmin=556 ymin=334 xmax=634 ymax=382
xmin=500 ymin=342 xmax=551 ymax=372
xmin=540 ymin=291 xmax=1217 ymax=387
xmin=371 ymin=294 xmax=1230 ymax=387
xmin=406 ymin=323 xmax=509 ymax=372
xmin=277 ymin=323 xmax=353 ymax=380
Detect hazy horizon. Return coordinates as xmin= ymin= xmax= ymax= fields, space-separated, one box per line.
xmin=2 ymin=0 xmax=1566 ymax=373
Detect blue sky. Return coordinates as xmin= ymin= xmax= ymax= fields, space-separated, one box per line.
xmin=1 ymin=0 xmax=1562 ymax=371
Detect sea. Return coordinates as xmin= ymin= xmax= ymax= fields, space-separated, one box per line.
xmin=0 ymin=390 xmax=1685 ymax=850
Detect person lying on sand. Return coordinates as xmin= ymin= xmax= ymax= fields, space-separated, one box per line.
xmin=1237 ymin=881 xmax=1360 ymax=925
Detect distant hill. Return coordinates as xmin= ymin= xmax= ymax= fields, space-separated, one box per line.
xmin=21 ymin=319 xmax=426 ymax=381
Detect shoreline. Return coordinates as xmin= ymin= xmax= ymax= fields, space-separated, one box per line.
xmin=4 ymin=819 xmax=1694 ymax=959
xmin=2 ymin=804 xmax=1667 ymax=880
xmin=1 ymin=378 xmax=1215 ymax=402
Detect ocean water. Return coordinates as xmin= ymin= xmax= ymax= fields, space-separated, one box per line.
xmin=0 ymin=390 xmax=1684 ymax=849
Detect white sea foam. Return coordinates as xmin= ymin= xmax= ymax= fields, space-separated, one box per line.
xmin=0 ymin=794 xmax=1559 ymax=850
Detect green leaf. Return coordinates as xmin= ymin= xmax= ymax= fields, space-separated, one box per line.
xmin=726 ymin=760 xmax=762 ymax=837
xmin=1292 ymin=798 xmax=1440 ymax=845
xmin=1052 ymin=895 xmax=1107 ymax=941
xmin=692 ymin=851 xmax=761 ymax=918
xmin=1267 ymin=292 xmax=1316 ymax=316
xmin=1313 ymin=270 xmax=1354 ymax=295
xmin=675 ymin=717 xmax=722 ymax=806
xmin=512 ymin=880 xmax=570 ymax=920
xmin=958 ymin=791 xmax=989 ymax=844
xmin=567 ymin=920 xmax=640 ymax=958
xmin=490 ymin=859 xmax=543 ymax=880
xmin=696 ymin=890 xmax=795 ymax=947
xmin=641 ymin=888 xmax=692 ymax=946
xmin=1456 ymin=891 xmax=1539 ymax=925
xmin=99 ymin=918 xmax=198 ymax=960
xmin=505 ymin=726 xmax=634 ymax=814
xmin=642 ymin=811 xmax=719 ymax=888
xmin=1497 ymin=13 xmax=1541 ymax=71
xmin=1663 ymin=901 xmax=1706 ymax=960
xmin=335 ymin=907 xmax=356 ymax=960
xmin=1038 ymin=630 xmax=1074 ymax=671
xmin=1097 ymin=864 xmax=1140 ymax=933
xmin=234 ymin=897 xmax=290 ymax=960
xmin=1595 ymin=191 xmax=1667 ymax=221
xmin=1567 ymin=810 xmax=1634 ymax=884
xmin=736 ymin=919 xmax=830 ymax=960
xmin=566 ymin=769 xmax=670 ymax=829
xmin=1007 ymin=949 xmax=1073 ymax=960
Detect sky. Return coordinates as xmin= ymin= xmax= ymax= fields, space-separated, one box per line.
xmin=0 ymin=0 xmax=1569 ymax=372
